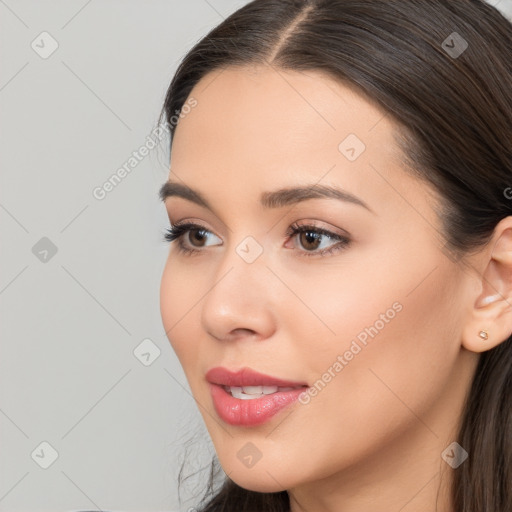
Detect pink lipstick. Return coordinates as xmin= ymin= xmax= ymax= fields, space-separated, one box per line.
xmin=206 ymin=366 xmax=309 ymax=426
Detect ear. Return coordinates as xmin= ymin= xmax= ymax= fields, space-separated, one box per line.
xmin=462 ymin=216 xmax=512 ymax=353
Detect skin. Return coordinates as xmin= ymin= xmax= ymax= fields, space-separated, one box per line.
xmin=159 ymin=64 xmax=512 ymax=512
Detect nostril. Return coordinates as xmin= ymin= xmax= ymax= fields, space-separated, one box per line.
xmin=207 ymin=328 xmax=256 ymax=341
xmin=226 ymin=328 xmax=259 ymax=341
xmin=232 ymin=328 xmax=257 ymax=336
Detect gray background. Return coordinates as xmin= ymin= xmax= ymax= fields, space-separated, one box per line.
xmin=1 ymin=1 xmax=511 ymax=511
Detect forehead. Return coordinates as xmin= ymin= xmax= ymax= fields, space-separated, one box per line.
xmin=173 ymin=64 xmax=395 ymax=152
xmin=168 ymin=64 xmax=437 ymax=222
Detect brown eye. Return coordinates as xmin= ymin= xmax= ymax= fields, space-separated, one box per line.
xmin=285 ymin=222 xmax=351 ymax=257
xmin=163 ymin=222 xmax=222 ymax=254
xmin=188 ymin=228 xmax=209 ymax=247
xmin=299 ymin=230 xmax=322 ymax=251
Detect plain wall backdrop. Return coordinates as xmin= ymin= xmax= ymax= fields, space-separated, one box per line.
xmin=1 ymin=1 xmax=511 ymax=511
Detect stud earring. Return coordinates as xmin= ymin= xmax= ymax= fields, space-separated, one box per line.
xmin=478 ymin=330 xmax=489 ymax=341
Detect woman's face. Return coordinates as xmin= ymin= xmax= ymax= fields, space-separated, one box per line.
xmin=160 ymin=65 xmax=479 ymax=497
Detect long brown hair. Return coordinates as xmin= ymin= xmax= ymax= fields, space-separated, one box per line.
xmin=159 ymin=1 xmax=512 ymax=510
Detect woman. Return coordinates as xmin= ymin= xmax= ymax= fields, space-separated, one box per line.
xmin=158 ymin=1 xmax=512 ymax=510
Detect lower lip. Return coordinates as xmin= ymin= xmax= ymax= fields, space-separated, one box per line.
xmin=209 ymin=383 xmax=307 ymax=426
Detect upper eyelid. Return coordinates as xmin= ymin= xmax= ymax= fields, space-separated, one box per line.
xmin=170 ymin=219 xmax=217 ymax=236
xmin=171 ymin=221 xmax=221 ymax=238
xmin=287 ymin=221 xmax=349 ymax=238
xmin=171 ymin=220 xmax=347 ymax=241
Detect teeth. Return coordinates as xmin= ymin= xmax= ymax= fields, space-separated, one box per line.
xmin=224 ymin=385 xmax=299 ymax=399
xmin=243 ymin=385 xmax=278 ymax=395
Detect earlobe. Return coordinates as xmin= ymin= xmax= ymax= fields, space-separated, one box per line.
xmin=461 ymin=217 xmax=512 ymax=353
xmin=477 ymin=329 xmax=489 ymax=341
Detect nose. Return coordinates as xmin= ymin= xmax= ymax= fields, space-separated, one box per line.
xmin=200 ymin=243 xmax=277 ymax=343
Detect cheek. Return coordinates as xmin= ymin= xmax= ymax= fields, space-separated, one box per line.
xmin=286 ymin=237 xmax=457 ymax=372
xmin=160 ymin=259 xmax=201 ymax=360
xmin=288 ymin=255 xmax=461 ymax=445
xmin=282 ymin=244 xmax=460 ymax=415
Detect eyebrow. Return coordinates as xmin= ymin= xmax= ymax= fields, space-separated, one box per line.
xmin=159 ymin=181 xmax=374 ymax=214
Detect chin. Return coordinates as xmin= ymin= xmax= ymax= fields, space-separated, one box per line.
xmin=228 ymin=472 xmax=290 ymax=494
xmin=215 ymin=455 xmax=298 ymax=493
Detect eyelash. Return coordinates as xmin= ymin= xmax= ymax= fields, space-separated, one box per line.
xmin=163 ymin=221 xmax=351 ymax=258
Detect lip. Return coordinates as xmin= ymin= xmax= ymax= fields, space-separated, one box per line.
xmin=205 ymin=366 xmax=308 ymax=387
xmin=208 ymin=383 xmax=307 ymax=426
xmin=206 ymin=366 xmax=309 ymax=426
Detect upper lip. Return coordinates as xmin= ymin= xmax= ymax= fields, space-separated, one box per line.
xmin=205 ymin=366 xmax=308 ymax=388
